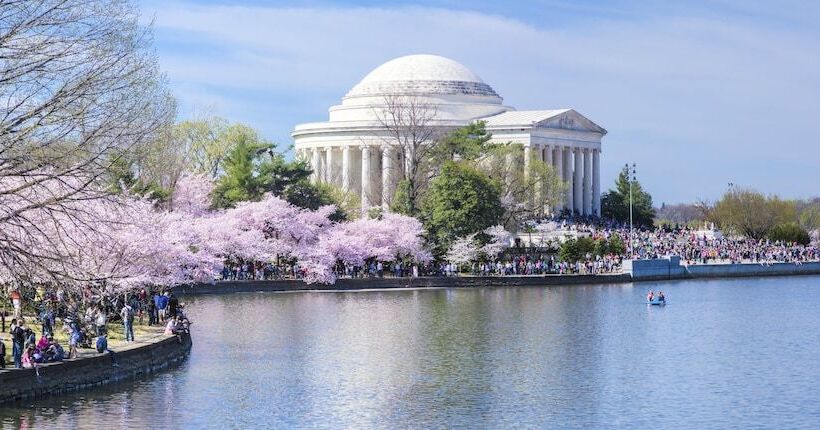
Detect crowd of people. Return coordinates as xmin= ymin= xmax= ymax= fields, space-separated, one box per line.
xmin=2 ymin=318 xmax=66 ymax=369
xmin=1 ymin=286 xmax=189 ymax=371
xmin=217 ymin=214 xmax=819 ymax=282
xmin=624 ymin=228 xmax=820 ymax=264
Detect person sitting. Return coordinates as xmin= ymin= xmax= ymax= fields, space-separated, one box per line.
xmin=646 ymin=290 xmax=654 ymax=302
xmin=21 ymin=345 xmax=36 ymax=368
xmin=164 ymin=316 xmax=178 ymax=335
xmin=96 ymin=335 xmax=108 ymax=353
xmin=37 ymin=335 xmax=50 ymax=352
xmin=658 ymin=291 xmax=666 ymax=302
xmin=45 ymin=339 xmax=65 ymax=362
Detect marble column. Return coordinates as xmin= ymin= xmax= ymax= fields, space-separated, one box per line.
xmin=540 ymin=145 xmax=551 ymax=214
xmin=562 ymin=147 xmax=573 ymax=212
xmin=523 ymin=145 xmax=532 ymax=179
xmin=573 ymin=148 xmax=583 ymax=214
xmin=544 ymin=145 xmax=553 ymax=168
xmin=552 ymin=146 xmax=562 ymax=209
xmin=583 ymin=148 xmax=592 ymax=215
xmin=361 ymin=146 xmax=372 ymax=209
xmin=322 ymin=147 xmax=332 ymax=184
xmin=593 ymin=149 xmax=601 ymax=216
xmin=342 ymin=146 xmax=351 ymax=192
xmin=311 ymin=148 xmax=321 ymax=183
xmin=381 ymin=145 xmax=393 ymax=210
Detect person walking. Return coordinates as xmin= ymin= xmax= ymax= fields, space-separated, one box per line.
xmin=120 ymin=303 xmax=135 ymax=342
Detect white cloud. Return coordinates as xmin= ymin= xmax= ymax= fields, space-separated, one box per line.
xmin=145 ymin=1 xmax=820 ymax=202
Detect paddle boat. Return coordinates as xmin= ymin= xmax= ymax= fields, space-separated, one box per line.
xmin=647 ymin=296 xmax=666 ymax=306
xmin=646 ymin=290 xmax=666 ymax=305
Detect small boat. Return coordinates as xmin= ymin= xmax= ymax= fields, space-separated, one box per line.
xmin=647 ymin=297 xmax=666 ymax=306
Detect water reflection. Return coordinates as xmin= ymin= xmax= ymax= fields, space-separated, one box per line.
xmin=3 ymin=277 xmax=820 ymax=429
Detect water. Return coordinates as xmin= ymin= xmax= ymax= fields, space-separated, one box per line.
xmin=3 ymin=276 xmax=820 ymax=429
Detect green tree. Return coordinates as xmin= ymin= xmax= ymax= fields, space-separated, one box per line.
xmin=559 ymin=237 xmax=596 ymax=262
xmin=282 ymin=181 xmax=349 ymax=221
xmin=799 ymin=203 xmax=820 ymax=231
xmin=390 ymin=180 xmax=416 ymax=215
xmin=422 ymin=161 xmax=504 ymax=255
xmin=211 ymin=129 xmax=273 ymax=208
xmin=768 ymin=222 xmax=810 ymax=245
xmin=482 ymin=143 xmax=565 ymax=223
xmin=431 ymin=120 xmax=492 ymax=163
xmin=709 ymin=189 xmax=796 ymax=239
xmin=600 ymin=165 xmax=655 ymax=228
xmin=211 ymin=125 xmax=313 ymax=209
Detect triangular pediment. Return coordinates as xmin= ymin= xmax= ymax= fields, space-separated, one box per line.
xmin=534 ymin=109 xmax=607 ymax=134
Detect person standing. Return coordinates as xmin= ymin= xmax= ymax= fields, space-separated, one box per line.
xmin=120 ymin=303 xmax=134 ymax=342
xmin=10 ymin=319 xmax=25 ymax=368
xmin=10 ymin=288 xmax=22 ymax=319
xmin=147 ymin=293 xmax=157 ymax=326
xmin=155 ymin=292 xmax=168 ymax=323
xmin=168 ymin=293 xmax=179 ymax=319
xmin=95 ymin=306 xmax=107 ymax=337
xmin=0 ymin=336 xmax=5 ymax=368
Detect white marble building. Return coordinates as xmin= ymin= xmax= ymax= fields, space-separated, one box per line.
xmin=292 ymin=54 xmax=606 ymax=216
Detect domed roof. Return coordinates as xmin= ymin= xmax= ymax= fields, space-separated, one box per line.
xmin=346 ymin=54 xmax=500 ymax=98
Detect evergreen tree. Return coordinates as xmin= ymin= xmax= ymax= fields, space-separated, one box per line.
xmin=600 ymin=165 xmax=655 ymax=228
xmin=431 ymin=120 xmax=492 ymax=163
xmin=421 ymin=161 xmax=504 ymax=255
xmin=211 ymin=125 xmax=313 ymax=209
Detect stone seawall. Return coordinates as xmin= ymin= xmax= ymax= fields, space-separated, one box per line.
xmin=625 ymin=259 xmax=820 ymax=281
xmin=174 ymin=274 xmax=633 ymax=295
xmin=0 ymin=332 xmax=192 ymax=405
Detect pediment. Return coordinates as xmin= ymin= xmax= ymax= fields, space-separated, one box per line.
xmin=534 ymin=110 xmax=607 ymax=134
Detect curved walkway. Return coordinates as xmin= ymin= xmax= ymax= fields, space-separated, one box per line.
xmin=0 ymin=328 xmax=191 ymax=405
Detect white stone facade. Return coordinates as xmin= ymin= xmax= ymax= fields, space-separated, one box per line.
xmin=292 ymin=54 xmax=606 ymax=216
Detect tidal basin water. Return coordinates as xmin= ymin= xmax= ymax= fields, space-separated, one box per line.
xmin=4 ymin=276 xmax=820 ymax=429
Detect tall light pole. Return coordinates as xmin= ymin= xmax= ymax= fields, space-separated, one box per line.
xmin=627 ymin=163 xmax=636 ymax=257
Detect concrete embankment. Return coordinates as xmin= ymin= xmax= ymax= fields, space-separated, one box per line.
xmin=174 ymin=260 xmax=820 ymax=295
xmin=174 ymin=273 xmax=633 ymax=295
xmin=0 ymin=332 xmax=192 ymax=405
xmin=624 ymin=258 xmax=820 ymax=281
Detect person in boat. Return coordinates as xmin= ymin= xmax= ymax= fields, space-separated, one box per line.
xmin=646 ymin=290 xmax=654 ymax=302
xmin=658 ymin=291 xmax=666 ymax=302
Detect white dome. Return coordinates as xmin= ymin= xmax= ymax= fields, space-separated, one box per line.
xmin=346 ymin=54 xmax=499 ymax=98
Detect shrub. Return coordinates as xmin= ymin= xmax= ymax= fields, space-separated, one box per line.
xmin=768 ymin=222 xmax=810 ymax=245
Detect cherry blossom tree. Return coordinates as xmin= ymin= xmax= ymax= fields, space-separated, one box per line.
xmin=446 ymin=234 xmax=479 ymax=267
xmin=481 ymin=225 xmax=512 ymax=261
xmin=171 ymin=174 xmax=215 ymax=215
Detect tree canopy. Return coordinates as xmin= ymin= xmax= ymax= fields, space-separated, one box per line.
xmin=421 ymin=161 xmax=504 ymax=255
xmin=601 ymin=165 xmax=656 ymax=228
xmin=707 ymin=189 xmax=796 ymax=239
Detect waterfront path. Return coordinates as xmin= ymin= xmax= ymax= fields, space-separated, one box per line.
xmin=0 ymin=325 xmax=191 ymax=405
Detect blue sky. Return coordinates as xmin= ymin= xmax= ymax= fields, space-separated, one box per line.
xmin=142 ymin=0 xmax=820 ymax=204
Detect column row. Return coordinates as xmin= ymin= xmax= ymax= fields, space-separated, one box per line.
xmin=528 ymin=144 xmax=601 ymax=216
xmin=299 ymin=144 xmax=601 ymax=217
xmin=300 ymin=145 xmax=404 ymax=212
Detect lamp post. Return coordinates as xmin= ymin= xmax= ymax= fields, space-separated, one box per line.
xmin=627 ymin=163 xmax=636 ymax=257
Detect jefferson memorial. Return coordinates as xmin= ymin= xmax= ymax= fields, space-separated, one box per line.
xmin=293 ymin=54 xmax=606 ymax=216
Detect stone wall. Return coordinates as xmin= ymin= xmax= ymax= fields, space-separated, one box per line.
xmin=0 ymin=333 xmax=192 ymax=405
xmin=624 ymin=258 xmax=820 ymax=281
xmin=175 ymin=274 xmax=633 ymax=295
